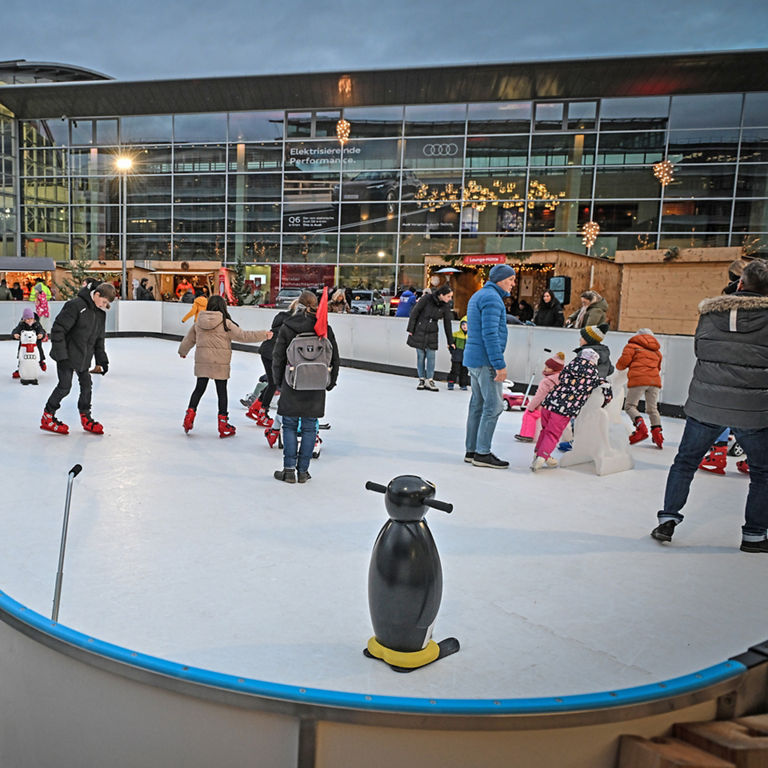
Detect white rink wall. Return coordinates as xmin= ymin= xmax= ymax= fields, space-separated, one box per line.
xmin=0 ymin=300 xmax=696 ymax=409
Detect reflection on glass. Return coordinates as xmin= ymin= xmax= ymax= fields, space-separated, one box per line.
xmin=667 ymin=130 xmax=739 ymax=164
xmin=340 ymin=203 xmax=398 ymax=233
xmin=458 ymin=234 xmax=523 ymax=254
xmin=285 ymin=140 xmax=342 ymax=172
xmin=528 ymin=167 xmax=593 ymax=199
xmin=173 ymin=205 xmax=226 ymax=233
xmin=70 ymin=120 xmax=94 ymax=145
xmin=120 ymin=115 xmax=173 ymax=143
xmin=663 ymin=166 xmax=736 ymax=197
xmin=284 ymin=172 xmax=337 ymax=204
xmin=467 ymin=102 xmax=532 ymax=134
xmin=282 ymin=233 xmax=338 ymax=263
xmin=593 ymin=200 xmax=660 ymax=231
xmin=340 ymin=139 xmax=401 ymax=170
xmin=23 ymin=205 xmax=68 ymax=233
xmin=465 ymin=135 xmax=529 ymax=167
xmin=661 ymin=199 xmax=733 ymax=231
xmin=743 ymin=94 xmax=768 ymax=128
xmin=173 ymin=113 xmax=227 ymax=143
xmin=535 ymin=103 xmax=563 ymax=130
xmin=227 ymin=173 xmax=282 ymax=202
xmin=22 ymin=149 xmax=68 ymax=177
xmin=125 ymin=236 xmax=171 ymax=260
xmin=174 ymin=145 xmax=227 ymax=172
xmin=130 ymin=146 xmax=173 ymax=174
xmin=341 ymin=106 xmax=403 ymax=137
xmin=337 ymin=264 xmax=396 ymax=291
xmin=399 ymin=234 xmax=456 ymax=263
xmin=124 ymin=175 xmax=171 ymax=205
xmin=227 ymin=204 xmax=281 ymax=232
xmin=599 ymin=97 xmax=669 ymax=130
xmin=72 ymin=205 xmax=121 ymax=233
xmin=530 ymin=134 xmax=596 ymax=166
xmin=404 ymin=104 xmax=466 ymax=136
xmin=732 ymin=199 xmax=768 ymax=232
xmin=659 ymin=233 xmax=729 ymax=249
xmin=669 ymin=94 xmax=743 ymax=130
xmin=228 ymin=234 xmax=281 ymax=263
xmin=595 ymin=167 xmax=663 ymax=199
xmin=21 ymin=120 xmax=69 ymax=148
xmin=596 ymin=132 xmax=665 ymax=164
xmin=283 ymin=202 xmax=338 ymax=233
xmin=338 ymin=170 xmax=422 ymax=209
xmin=526 ymin=201 xmax=590 ymax=233
xmin=127 ymin=206 xmax=171 ymax=233
xmin=740 ymin=129 xmax=768 ymax=163
xmin=174 ymin=174 xmax=226 ymax=203
xmin=229 ymin=111 xmax=284 ymax=141
xmin=174 ymin=234 xmax=225 ymax=261
xmin=95 ymin=120 xmax=118 ymax=145
xmin=567 ymin=102 xmax=597 ymax=130
xmin=400 ymin=203 xmax=459 ymax=234
xmin=736 ymin=165 xmax=768 ymax=197
xmin=339 ymin=234 xmax=396 ymax=262
xmin=228 ymin=142 xmax=282 ymax=171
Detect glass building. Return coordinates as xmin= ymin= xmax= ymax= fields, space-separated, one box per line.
xmin=0 ymin=51 xmax=766 ymax=292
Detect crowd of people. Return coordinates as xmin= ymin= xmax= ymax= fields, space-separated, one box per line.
xmin=8 ymin=257 xmax=768 ymax=553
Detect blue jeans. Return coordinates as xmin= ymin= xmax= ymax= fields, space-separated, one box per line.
xmin=282 ymin=416 xmax=318 ymax=472
xmin=465 ymin=366 xmax=504 ymax=455
xmin=416 ymin=348 xmax=435 ymax=379
xmin=660 ymin=416 xmax=768 ymax=540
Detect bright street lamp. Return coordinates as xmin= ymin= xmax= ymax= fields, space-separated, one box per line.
xmin=115 ymin=156 xmax=133 ymax=299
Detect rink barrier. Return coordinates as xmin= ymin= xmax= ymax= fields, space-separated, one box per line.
xmin=0 ymin=300 xmax=695 ymax=416
xmin=2 ymin=585 xmax=768 ymax=768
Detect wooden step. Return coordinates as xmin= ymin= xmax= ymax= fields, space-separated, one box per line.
xmin=675 ymin=714 xmax=768 ymax=767
xmin=618 ymin=734 xmax=735 ymax=767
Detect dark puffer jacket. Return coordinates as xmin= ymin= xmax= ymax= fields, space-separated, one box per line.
xmin=406 ymin=292 xmax=453 ymax=351
xmin=685 ymin=292 xmax=768 ymax=428
xmin=534 ymin=297 xmax=564 ymax=327
xmin=272 ymin=309 xmax=340 ymax=418
xmin=49 ymin=287 xmax=108 ymax=371
xmin=259 ymin=310 xmax=290 ymax=361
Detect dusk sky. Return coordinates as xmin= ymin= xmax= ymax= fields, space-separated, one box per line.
xmin=4 ymin=0 xmax=768 ymax=81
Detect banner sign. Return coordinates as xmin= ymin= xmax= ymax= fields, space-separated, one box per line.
xmin=461 ymin=254 xmax=508 ymax=265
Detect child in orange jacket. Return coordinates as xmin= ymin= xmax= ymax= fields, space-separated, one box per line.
xmin=615 ymin=328 xmax=663 ymax=447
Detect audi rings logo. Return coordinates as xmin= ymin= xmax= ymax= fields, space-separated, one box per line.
xmin=422 ymin=142 xmax=459 ymax=157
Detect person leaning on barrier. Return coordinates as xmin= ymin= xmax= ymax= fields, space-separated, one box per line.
xmin=651 ymin=259 xmax=768 ymax=553
xmin=565 ymin=290 xmax=609 ymax=329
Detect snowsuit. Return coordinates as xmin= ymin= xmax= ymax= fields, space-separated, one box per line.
xmin=518 ymin=368 xmax=561 ymax=440
xmin=448 ymin=317 xmax=469 ymax=388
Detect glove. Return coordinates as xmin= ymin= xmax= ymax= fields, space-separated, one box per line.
xmin=601 ymin=385 xmax=613 ymax=408
xmin=326 ymin=382 xmax=336 ymax=392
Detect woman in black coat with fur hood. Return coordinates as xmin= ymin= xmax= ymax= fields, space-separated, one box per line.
xmin=272 ymin=291 xmax=340 ymax=483
xmin=406 ymin=284 xmax=455 ymax=391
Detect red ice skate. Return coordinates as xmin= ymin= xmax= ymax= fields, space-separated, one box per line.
xmin=246 ymin=400 xmax=273 ymax=427
xmin=40 ymin=411 xmax=69 ymax=434
xmin=218 ymin=413 xmax=236 ymax=438
xmin=80 ymin=412 xmax=104 ymax=434
xmin=40 ymin=361 xmax=47 ymax=371
xmin=12 ymin=370 xmax=20 ymax=379
xmin=183 ymin=408 xmax=196 ymax=434
xmin=264 ymin=427 xmax=280 ymax=448
xmin=650 ymin=425 xmax=664 ymax=449
xmin=698 ymin=444 xmax=727 ymax=475
xmin=737 ymin=459 xmax=749 ymax=474
xmin=628 ymin=417 xmax=649 ymax=444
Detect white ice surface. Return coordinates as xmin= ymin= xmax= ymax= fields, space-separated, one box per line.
xmin=0 ymin=337 xmax=761 ymax=701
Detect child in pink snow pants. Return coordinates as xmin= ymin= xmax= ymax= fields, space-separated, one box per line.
xmin=515 ymin=352 xmax=565 ymax=443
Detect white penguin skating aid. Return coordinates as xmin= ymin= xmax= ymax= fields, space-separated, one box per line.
xmin=17 ymin=330 xmax=41 ymax=385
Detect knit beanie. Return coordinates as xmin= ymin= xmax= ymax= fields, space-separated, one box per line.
xmin=580 ymin=348 xmax=600 ymax=365
xmin=488 ymin=264 xmax=515 ymax=283
xmin=22 ymin=307 xmax=34 ymax=319
xmin=544 ymin=351 xmax=566 ymax=371
xmin=580 ymin=323 xmax=608 ymax=344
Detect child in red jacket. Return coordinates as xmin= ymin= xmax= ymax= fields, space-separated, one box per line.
xmin=615 ymin=328 xmax=663 ymax=448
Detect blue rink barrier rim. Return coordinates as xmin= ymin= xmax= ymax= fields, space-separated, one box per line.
xmin=0 ymin=590 xmax=745 ymax=716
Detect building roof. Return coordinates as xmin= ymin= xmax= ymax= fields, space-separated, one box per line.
xmin=0 ymin=257 xmax=57 ymax=272
xmin=0 ymin=59 xmax=112 ymax=85
xmin=0 ymin=50 xmax=766 ymax=119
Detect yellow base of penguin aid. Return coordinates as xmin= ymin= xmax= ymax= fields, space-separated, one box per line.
xmin=366 ymin=637 xmax=440 ymax=669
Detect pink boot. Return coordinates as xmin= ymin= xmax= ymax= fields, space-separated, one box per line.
xmin=515 ymin=409 xmax=540 ymax=443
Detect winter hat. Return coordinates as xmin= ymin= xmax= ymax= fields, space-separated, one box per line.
xmin=580 ymin=323 xmax=608 ymax=344
xmin=637 ymin=328 xmax=653 ymax=335
xmin=580 ymin=348 xmax=600 ymax=365
xmin=22 ymin=307 xmax=34 ymax=319
xmin=544 ymin=351 xmax=566 ymax=371
xmin=488 ymin=264 xmax=516 ymax=283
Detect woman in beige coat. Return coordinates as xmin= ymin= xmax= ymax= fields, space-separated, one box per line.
xmin=179 ymin=295 xmax=271 ymax=437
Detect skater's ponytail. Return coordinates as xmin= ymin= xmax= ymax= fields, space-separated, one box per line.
xmin=206 ymin=294 xmax=238 ymax=330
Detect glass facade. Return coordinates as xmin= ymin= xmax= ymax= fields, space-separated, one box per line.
xmin=0 ymin=105 xmax=15 ymax=258
xmin=9 ymin=93 xmax=768 ymax=289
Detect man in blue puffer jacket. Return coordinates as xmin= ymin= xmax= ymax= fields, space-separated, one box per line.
xmin=463 ymin=264 xmax=516 ymax=469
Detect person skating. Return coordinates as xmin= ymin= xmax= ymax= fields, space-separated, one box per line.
xmin=178 ymin=295 xmax=271 ymax=437
xmin=40 ymin=282 xmax=116 ymax=435
xmin=531 ymin=348 xmax=612 ymax=472
xmin=12 ymin=307 xmax=47 ymax=378
xmin=463 ymin=264 xmax=516 ymax=468
xmin=616 ymin=328 xmax=663 ymax=448
xmin=651 ymin=259 xmax=768 ymax=552
xmin=514 ymin=352 xmax=565 ymax=443
xmin=271 ymin=290 xmax=339 ymax=483
xmin=406 ymin=284 xmax=454 ymax=391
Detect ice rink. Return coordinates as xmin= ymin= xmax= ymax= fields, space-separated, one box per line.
xmin=0 ymin=337 xmax=762 ymax=702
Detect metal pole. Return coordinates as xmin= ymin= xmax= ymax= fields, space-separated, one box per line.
xmin=52 ymin=464 xmax=83 ymax=622
xmin=121 ymin=173 xmax=127 ymax=300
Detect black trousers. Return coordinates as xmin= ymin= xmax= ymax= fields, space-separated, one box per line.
xmin=448 ymin=360 xmax=470 ymax=387
xmin=45 ymin=363 xmax=92 ymax=415
xmin=188 ymin=377 xmax=228 ymax=414
xmin=260 ymin=355 xmax=277 ymax=410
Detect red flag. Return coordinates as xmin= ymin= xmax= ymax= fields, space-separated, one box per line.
xmin=314 ymin=286 xmax=329 ymax=337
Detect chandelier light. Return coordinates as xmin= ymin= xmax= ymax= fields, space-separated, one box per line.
xmin=653 ymin=159 xmax=675 ymax=186
xmin=582 ymin=220 xmax=600 ymax=249
xmin=336 ymin=118 xmax=351 ymax=145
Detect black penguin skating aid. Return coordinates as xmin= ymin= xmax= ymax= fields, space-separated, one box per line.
xmin=364 ymin=475 xmax=459 ymax=672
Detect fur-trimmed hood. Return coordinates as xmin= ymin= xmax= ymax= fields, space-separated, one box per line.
xmin=698 ymin=293 xmax=768 ymax=315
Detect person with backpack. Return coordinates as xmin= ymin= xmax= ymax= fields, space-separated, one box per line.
xmin=271 ymin=290 xmax=339 ymax=483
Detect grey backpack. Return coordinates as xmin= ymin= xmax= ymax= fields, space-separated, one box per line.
xmin=285 ymin=332 xmax=333 ymax=390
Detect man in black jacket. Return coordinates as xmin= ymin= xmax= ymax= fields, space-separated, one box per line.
xmin=652 ymin=260 xmax=768 ymax=552
xmin=41 ymin=282 xmax=116 ymax=435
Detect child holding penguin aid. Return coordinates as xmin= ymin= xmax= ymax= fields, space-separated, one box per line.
xmin=12 ymin=307 xmax=47 ymax=378
xmin=514 ymin=351 xmax=566 ymax=443
xmin=530 ymin=347 xmax=613 ymax=472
